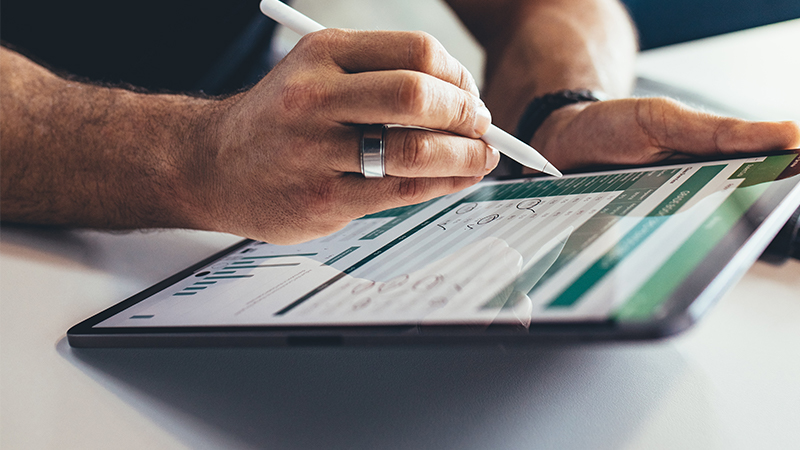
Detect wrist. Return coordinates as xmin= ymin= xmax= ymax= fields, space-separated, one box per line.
xmin=528 ymin=101 xmax=592 ymax=155
xmin=169 ymin=95 xmax=229 ymax=233
xmin=119 ymin=90 xmax=227 ymax=232
xmin=515 ymin=89 xmax=605 ymax=145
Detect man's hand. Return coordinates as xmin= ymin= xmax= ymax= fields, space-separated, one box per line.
xmin=1 ymin=30 xmax=500 ymax=244
xmin=447 ymin=0 xmax=799 ymax=174
xmin=195 ymin=29 xmax=498 ymax=244
xmin=530 ymin=98 xmax=800 ymax=171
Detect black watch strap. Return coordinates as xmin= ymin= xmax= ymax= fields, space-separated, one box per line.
xmin=515 ymin=89 xmax=604 ymax=145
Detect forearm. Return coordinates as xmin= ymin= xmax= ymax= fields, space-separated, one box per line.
xmin=1 ymin=29 xmax=503 ymax=245
xmin=446 ymin=0 xmax=637 ymax=131
xmin=0 ymin=46 xmax=216 ymax=230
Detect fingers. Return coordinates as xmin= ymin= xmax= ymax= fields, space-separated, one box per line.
xmin=325 ymin=126 xmax=499 ymax=178
xmin=302 ymin=29 xmax=480 ymax=96
xmin=316 ymin=70 xmax=491 ymax=138
xmin=291 ymin=29 xmax=489 ymax=137
xmin=384 ymin=128 xmax=499 ymax=177
xmin=637 ymin=98 xmax=800 ymax=155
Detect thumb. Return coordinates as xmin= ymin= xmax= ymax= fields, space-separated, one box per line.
xmin=641 ymin=98 xmax=800 ymax=155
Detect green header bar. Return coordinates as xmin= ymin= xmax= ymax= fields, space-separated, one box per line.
xmin=730 ymin=154 xmax=797 ymax=188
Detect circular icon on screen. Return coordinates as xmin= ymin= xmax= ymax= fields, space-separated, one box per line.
xmin=351 ymin=281 xmax=376 ymax=295
xmin=455 ymin=203 xmax=478 ymax=214
xmin=476 ymin=214 xmax=500 ymax=225
xmin=413 ymin=274 xmax=445 ymax=291
xmin=516 ymin=199 xmax=542 ymax=213
xmin=379 ymin=274 xmax=410 ymax=293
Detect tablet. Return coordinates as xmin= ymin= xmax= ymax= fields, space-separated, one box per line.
xmin=68 ymin=151 xmax=800 ymax=347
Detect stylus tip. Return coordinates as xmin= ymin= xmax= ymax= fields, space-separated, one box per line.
xmin=542 ymin=162 xmax=563 ymax=178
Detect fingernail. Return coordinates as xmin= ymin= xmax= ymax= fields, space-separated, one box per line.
xmin=474 ymin=98 xmax=492 ymax=136
xmin=485 ymin=145 xmax=500 ymax=172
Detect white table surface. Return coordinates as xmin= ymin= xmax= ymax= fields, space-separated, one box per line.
xmin=2 ymin=11 xmax=799 ymax=450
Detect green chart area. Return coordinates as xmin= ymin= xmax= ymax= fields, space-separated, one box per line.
xmin=171 ymin=253 xmax=317 ymax=297
xmin=526 ymin=169 xmax=682 ymax=285
xmin=547 ymin=165 xmax=725 ymax=308
xmin=614 ymin=153 xmax=798 ymax=320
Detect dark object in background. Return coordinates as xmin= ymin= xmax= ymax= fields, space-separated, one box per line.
xmin=761 ymin=205 xmax=800 ymax=263
xmin=0 ymin=0 xmax=274 ymax=95
xmin=622 ymin=0 xmax=800 ymax=50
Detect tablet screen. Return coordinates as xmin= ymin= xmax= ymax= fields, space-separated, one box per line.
xmin=94 ymin=152 xmax=800 ymax=330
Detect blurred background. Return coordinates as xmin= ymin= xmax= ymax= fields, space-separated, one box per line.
xmin=621 ymin=0 xmax=800 ymax=49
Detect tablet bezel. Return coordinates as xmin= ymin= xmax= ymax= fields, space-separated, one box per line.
xmin=67 ymin=151 xmax=800 ymax=347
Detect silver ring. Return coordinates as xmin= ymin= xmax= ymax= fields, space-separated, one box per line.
xmin=360 ymin=124 xmax=386 ymax=178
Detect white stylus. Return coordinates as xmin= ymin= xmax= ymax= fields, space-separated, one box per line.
xmin=259 ymin=0 xmax=562 ymax=177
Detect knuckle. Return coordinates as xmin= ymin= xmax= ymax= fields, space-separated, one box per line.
xmin=406 ymin=31 xmax=442 ymax=72
xmin=457 ymin=65 xmax=475 ymax=92
xmin=395 ymin=73 xmax=429 ymax=116
xmin=451 ymin=93 xmax=474 ymax=129
xmin=296 ymin=28 xmax=339 ymax=53
xmin=400 ymin=132 xmax=435 ymax=175
xmin=464 ymin=141 xmax=485 ymax=172
xmin=634 ymin=98 xmax=664 ymax=148
xmin=634 ymin=97 xmax=690 ymax=161
xmin=280 ymin=76 xmax=331 ymax=116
